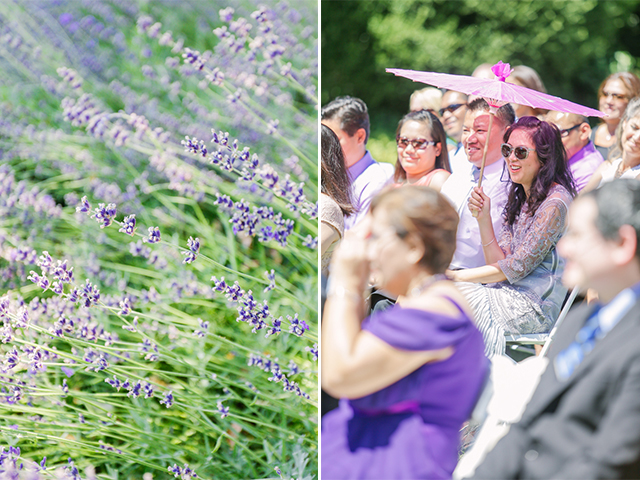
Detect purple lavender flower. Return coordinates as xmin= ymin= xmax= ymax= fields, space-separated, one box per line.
xmin=91 ymin=203 xmax=117 ymax=228
xmin=27 ymin=271 xmax=49 ymax=291
xmin=159 ymin=390 xmax=173 ymax=408
xmin=181 ymin=136 xmax=208 ymax=157
xmin=225 ymin=281 xmax=244 ymax=302
xmin=143 ymin=382 xmax=154 ymax=398
xmin=306 ymin=343 xmax=318 ymax=362
xmin=288 ymin=360 xmax=299 ymax=375
xmin=119 ymin=297 xmax=131 ymax=316
xmin=265 ymin=316 xmax=282 ymax=337
xmin=57 ymin=66 xmax=83 ymax=89
xmin=217 ymin=401 xmax=229 ymax=418
xmin=266 ymin=119 xmax=279 ymax=135
xmin=219 ymin=7 xmax=235 ymax=22
xmin=52 ymin=260 xmax=74 ymax=283
xmin=211 ymin=276 xmax=226 ymax=292
xmin=122 ymin=317 xmax=138 ymax=332
xmin=275 ymin=466 xmax=282 ymax=478
xmin=136 ymin=15 xmax=153 ymax=33
xmin=303 ymin=235 xmax=318 ymax=249
xmin=288 ymin=314 xmax=309 ymax=337
xmin=145 ymin=226 xmax=161 ymax=244
xmin=128 ymin=380 xmax=142 ymax=398
xmin=182 ymin=236 xmax=200 ymax=264
xmin=105 ymin=375 xmax=121 ymax=390
xmin=37 ymin=251 xmax=53 ymax=274
xmin=81 ymin=279 xmax=100 ymax=307
xmin=62 ymin=379 xmax=69 ymax=395
xmin=193 ymin=318 xmax=208 ymax=338
xmin=263 ymin=269 xmax=276 ymax=292
xmin=119 ymin=214 xmax=136 ymax=235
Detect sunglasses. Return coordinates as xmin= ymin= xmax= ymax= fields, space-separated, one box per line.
xmin=559 ymin=123 xmax=582 ymax=138
xmin=602 ymin=90 xmax=628 ymax=101
xmin=439 ymin=103 xmax=466 ymax=117
xmin=501 ymin=143 xmax=535 ymax=160
xmin=396 ymin=136 xmax=437 ymax=150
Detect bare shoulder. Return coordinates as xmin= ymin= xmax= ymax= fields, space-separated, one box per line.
xmin=428 ymin=170 xmax=452 ymax=192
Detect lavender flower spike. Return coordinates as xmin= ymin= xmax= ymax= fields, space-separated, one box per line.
xmin=76 ymin=195 xmax=91 ymax=214
xmin=119 ymin=214 xmax=137 ymax=235
xmin=217 ymin=401 xmax=229 ymax=418
xmin=145 ymin=226 xmax=161 ymax=244
xmin=182 ymin=236 xmax=200 ymax=264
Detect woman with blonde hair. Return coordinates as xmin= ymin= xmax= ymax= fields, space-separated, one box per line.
xmin=592 ymin=71 xmax=640 ymax=159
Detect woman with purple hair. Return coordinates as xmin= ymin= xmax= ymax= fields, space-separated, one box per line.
xmin=448 ymin=117 xmax=577 ymax=357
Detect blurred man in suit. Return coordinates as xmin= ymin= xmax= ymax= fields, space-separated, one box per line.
xmin=473 ymin=179 xmax=640 ymax=479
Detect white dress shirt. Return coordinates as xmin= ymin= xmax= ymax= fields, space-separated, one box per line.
xmin=440 ymin=157 xmax=510 ymax=269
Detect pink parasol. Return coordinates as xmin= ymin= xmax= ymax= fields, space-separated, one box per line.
xmin=387 ymin=61 xmax=605 ymax=188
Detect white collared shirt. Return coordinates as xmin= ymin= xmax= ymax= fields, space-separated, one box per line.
xmin=441 ymin=157 xmax=510 ymax=269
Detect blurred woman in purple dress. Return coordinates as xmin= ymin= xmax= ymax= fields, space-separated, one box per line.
xmin=322 ymin=186 xmax=487 ymax=480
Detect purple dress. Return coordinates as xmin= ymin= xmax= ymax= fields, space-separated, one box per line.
xmin=321 ymin=303 xmax=487 ymax=480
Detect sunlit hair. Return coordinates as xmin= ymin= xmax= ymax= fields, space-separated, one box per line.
xmin=584 ymin=178 xmax=640 ymax=261
xmin=321 ymin=124 xmax=356 ymax=216
xmin=370 ymin=186 xmax=458 ymax=274
xmin=393 ymin=110 xmax=450 ymax=183
xmin=466 ymin=98 xmax=516 ymax=128
xmin=510 ymin=65 xmax=548 ymax=117
xmin=321 ymin=95 xmax=370 ymax=143
xmin=608 ymin=96 xmax=640 ymax=161
xmin=511 ymin=65 xmax=547 ymax=94
xmin=502 ymin=116 xmax=577 ymax=226
xmin=597 ymin=71 xmax=640 ymax=103
xmin=409 ymin=87 xmax=442 ymax=113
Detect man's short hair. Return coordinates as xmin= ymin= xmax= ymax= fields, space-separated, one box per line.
xmin=466 ymin=98 xmax=516 ymax=128
xmin=321 ymin=96 xmax=370 ymax=143
xmin=586 ymin=179 xmax=640 ymax=261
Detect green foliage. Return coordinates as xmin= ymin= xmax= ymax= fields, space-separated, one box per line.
xmin=322 ymin=0 xmax=640 ymax=139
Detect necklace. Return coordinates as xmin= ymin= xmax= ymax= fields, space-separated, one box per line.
xmin=409 ymin=273 xmax=447 ymax=297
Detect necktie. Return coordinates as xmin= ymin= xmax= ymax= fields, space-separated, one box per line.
xmin=554 ymin=306 xmax=603 ymax=381
xmin=471 ymin=166 xmax=481 ymax=183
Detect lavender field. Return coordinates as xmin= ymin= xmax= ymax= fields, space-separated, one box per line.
xmin=0 ymin=1 xmax=318 ymax=478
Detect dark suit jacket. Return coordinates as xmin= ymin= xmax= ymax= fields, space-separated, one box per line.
xmin=473 ymin=299 xmax=640 ymax=480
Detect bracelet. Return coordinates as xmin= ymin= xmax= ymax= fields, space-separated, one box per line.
xmin=328 ymin=285 xmax=363 ymax=303
xmin=482 ymin=237 xmax=496 ymax=247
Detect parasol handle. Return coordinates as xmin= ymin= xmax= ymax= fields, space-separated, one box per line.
xmin=471 ymin=111 xmax=494 ymax=217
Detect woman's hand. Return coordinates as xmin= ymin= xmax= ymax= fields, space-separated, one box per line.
xmin=468 ymin=186 xmax=492 ymax=225
xmin=329 ymin=220 xmax=371 ymax=294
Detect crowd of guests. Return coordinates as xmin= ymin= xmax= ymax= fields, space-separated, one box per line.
xmin=320 ymin=65 xmax=640 ymax=479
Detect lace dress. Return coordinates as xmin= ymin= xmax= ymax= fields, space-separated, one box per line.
xmin=321 ymin=193 xmax=344 ymax=275
xmin=456 ymin=184 xmax=572 ymax=357
xmin=598 ymin=157 xmax=640 ymax=187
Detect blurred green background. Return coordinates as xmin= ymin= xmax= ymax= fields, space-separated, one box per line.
xmin=321 ymin=0 xmax=640 ymax=164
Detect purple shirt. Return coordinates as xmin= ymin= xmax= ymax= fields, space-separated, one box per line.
xmin=345 ymin=151 xmax=393 ymax=230
xmin=568 ymin=141 xmax=604 ymax=192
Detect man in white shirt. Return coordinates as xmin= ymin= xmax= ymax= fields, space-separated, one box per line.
xmin=321 ymin=96 xmax=393 ymax=231
xmin=441 ymin=99 xmax=515 ymax=269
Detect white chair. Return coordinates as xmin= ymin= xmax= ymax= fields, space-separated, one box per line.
xmin=454 ymin=286 xmax=581 ymax=479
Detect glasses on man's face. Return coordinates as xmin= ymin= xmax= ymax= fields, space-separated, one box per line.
xmin=560 ymin=123 xmax=583 ymax=138
xmin=501 ymin=143 xmax=535 ymax=160
xmin=439 ymin=103 xmax=466 ymax=117
xmin=602 ymin=90 xmax=628 ymax=102
xmin=396 ymin=136 xmax=437 ymax=150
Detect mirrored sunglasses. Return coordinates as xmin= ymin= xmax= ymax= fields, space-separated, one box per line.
xmin=501 ymin=143 xmax=535 ymax=160
xmin=439 ymin=103 xmax=466 ymax=117
xmin=396 ymin=136 xmax=437 ymax=150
